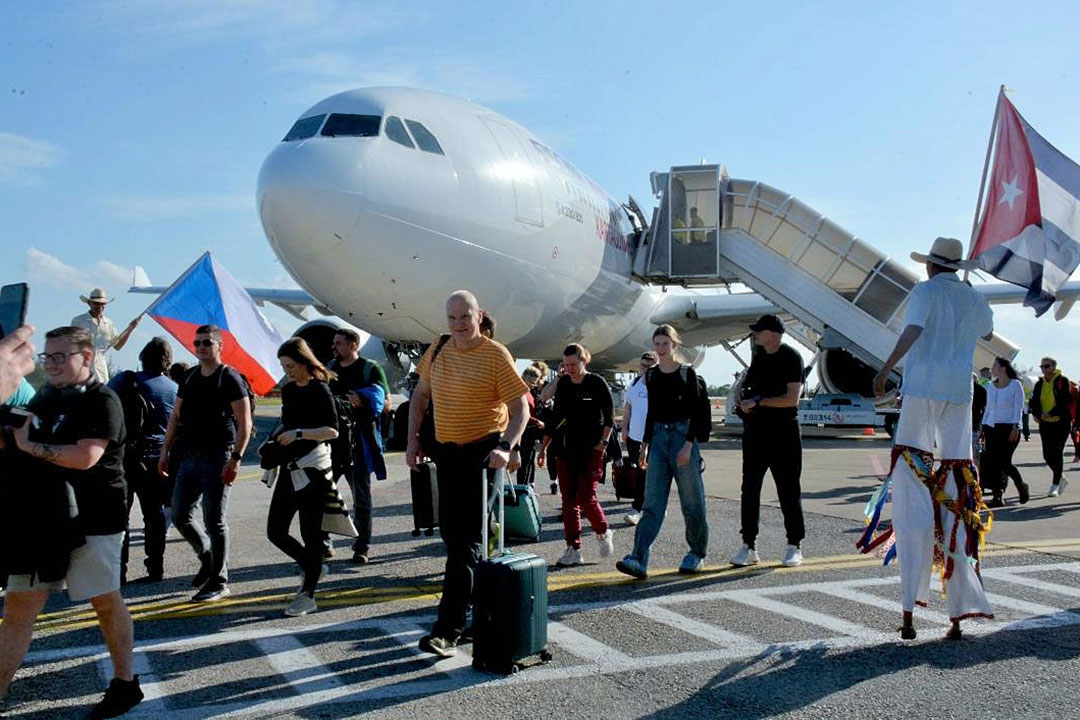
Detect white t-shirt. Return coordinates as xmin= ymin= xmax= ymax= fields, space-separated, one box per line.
xmin=624 ymin=374 xmax=649 ymax=442
xmin=900 ymin=273 xmax=994 ymax=405
xmin=983 ymin=379 xmax=1024 ymax=425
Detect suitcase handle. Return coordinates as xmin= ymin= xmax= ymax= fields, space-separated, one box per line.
xmin=482 ymin=467 xmax=507 ymax=560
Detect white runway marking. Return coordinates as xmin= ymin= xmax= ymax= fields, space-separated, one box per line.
xmin=24 ymin=562 xmax=1080 ymax=718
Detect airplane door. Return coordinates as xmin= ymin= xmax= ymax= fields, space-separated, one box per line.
xmin=481 ymin=118 xmax=544 ymax=227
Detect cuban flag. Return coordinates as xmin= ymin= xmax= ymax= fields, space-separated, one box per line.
xmin=969 ymin=90 xmax=1080 ymax=315
xmin=146 ymin=252 xmax=285 ymax=394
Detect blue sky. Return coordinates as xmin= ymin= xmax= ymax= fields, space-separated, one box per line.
xmin=3 ymin=1 xmax=1079 ymax=385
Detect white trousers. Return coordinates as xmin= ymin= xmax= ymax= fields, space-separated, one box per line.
xmin=891 ymin=396 xmax=993 ymax=621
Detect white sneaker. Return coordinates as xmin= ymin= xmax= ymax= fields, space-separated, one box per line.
xmin=730 ymin=544 xmax=760 ymax=567
xmin=597 ymin=529 xmax=614 ymax=558
xmin=556 ymin=546 xmax=583 ymax=567
xmin=1059 ymin=477 xmax=1070 ymax=495
xmin=285 ymin=592 xmax=317 ymax=617
xmin=782 ymin=544 xmax=803 ymax=567
xmin=1049 ymin=482 xmax=1062 ymax=497
xmin=625 ymin=511 xmax=642 ymax=526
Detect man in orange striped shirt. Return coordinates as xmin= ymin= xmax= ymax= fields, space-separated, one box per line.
xmin=406 ymin=290 xmax=529 ymax=658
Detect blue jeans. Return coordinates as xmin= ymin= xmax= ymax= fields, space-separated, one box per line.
xmin=172 ymin=452 xmax=232 ymax=585
xmin=629 ymin=420 xmax=708 ymax=568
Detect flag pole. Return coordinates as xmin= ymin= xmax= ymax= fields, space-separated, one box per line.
xmin=964 ymin=85 xmax=1006 ymax=281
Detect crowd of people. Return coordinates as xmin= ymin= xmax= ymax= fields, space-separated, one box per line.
xmin=0 ymin=256 xmax=1077 ymax=711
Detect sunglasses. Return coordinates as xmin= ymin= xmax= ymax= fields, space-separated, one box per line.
xmin=193 ymin=339 xmax=217 ymax=348
xmin=1041 ymin=364 xmax=1053 ymax=369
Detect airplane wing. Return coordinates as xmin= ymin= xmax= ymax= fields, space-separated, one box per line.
xmin=648 ymin=291 xmax=778 ymax=348
xmin=129 ymin=266 xmax=329 ymax=321
xmin=974 ymin=279 xmax=1080 ymax=321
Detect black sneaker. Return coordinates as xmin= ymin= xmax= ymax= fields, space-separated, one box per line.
xmin=350 ymin=550 xmax=370 ymax=565
xmin=192 ymin=583 xmax=230 ymax=603
xmin=191 ymin=555 xmax=213 ymax=588
xmin=89 ymin=675 xmax=143 ymax=719
xmin=418 ymin=634 xmax=457 ymax=658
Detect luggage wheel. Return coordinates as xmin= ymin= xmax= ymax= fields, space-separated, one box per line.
xmin=539 ymin=650 xmax=553 ymax=663
xmin=411 ymin=529 xmax=421 ymax=537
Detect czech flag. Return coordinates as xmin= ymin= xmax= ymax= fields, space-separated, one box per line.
xmin=146 ymin=252 xmax=285 ymax=394
xmin=969 ymin=89 xmax=1080 ymax=315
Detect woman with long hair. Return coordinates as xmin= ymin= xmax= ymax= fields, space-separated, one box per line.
xmin=616 ymin=325 xmax=709 ymax=578
xmin=267 ymin=338 xmax=339 ymax=617
xmin=982 ymin=356 xmax=1029 ymax=506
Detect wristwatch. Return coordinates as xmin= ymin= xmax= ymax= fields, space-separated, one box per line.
xmin=229 ymin=450 xmax=242 ymax=462
xmin=296 ymin=429 xmax=303 ymax=439
xmin=497 ymin=440 xmax=512 ymax=452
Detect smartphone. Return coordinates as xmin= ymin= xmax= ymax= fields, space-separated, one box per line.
xmin=0 ymin=283 xmax=29 ymax=337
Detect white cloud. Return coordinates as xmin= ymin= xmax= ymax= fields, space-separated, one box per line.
xmin=278 ymin=49 xmax=534 ymax=106
xmin=25 ymin=247 xmax=135 ymax=295
xmin=92 ymin=0 xmax=421 ymax=47
xmin=100 ymin=192 xmax=253 ymax=221
xmin=0 ymin=132 xmax=66 ymax=184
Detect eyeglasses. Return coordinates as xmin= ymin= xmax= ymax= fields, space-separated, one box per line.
xmin=193 ymin=339 xmax=216 ymax=348
xmin=1040 ymin=364 xmax=1053 ymax=369
xmin=38 ymin=350 xmax=81 ymax=364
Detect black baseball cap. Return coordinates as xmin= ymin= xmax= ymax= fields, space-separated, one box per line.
xmin=749 ymin=314 xmax=784 ymax=334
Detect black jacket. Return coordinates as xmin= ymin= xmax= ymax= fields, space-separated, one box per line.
xmin=1030 ymin=374 xmax=1073 ymax=425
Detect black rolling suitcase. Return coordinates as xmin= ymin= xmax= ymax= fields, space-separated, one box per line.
xmin=472 ymin=469 xmax=551 ymax=675
xmin=410 ymin=461 xmax=439 ymax=537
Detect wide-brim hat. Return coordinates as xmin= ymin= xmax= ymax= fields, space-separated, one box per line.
xmin=80 ymin=287 xmax=113 ymax=304
xmin=910 ymin=237 xmax=977 ymax=271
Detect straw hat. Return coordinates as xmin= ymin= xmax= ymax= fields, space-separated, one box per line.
xmin=80 ymin=288 xmax=113 ymax=304
xmin=910 ymin=237 xmax=976 ymax=271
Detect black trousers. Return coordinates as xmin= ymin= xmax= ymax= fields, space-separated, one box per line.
xmin=121 ymin=452 xmax=171 ymax=579
xmin=432 ymin=434 xmax=499 ymax=641
xmin=981 ymin=424 xmax=1023 ymax=496
xmin=1039 ymin=419 xmax=1070 ymax=484
xmin=625 ymin=437 xmax=647 ymax=512
xmin=741 ymin=417 xmax=804 ymax=547
xmin=266 ymin=471 xmax=325 ymax=596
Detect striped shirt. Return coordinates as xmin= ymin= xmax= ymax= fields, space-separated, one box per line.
xmin=417 ymin=336 xmax=528 ymax=445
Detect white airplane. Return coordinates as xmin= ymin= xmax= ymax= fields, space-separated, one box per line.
xmin=135 ymin=87 xmax=1080 ymax=396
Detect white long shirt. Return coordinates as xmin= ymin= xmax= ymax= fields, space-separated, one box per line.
xmin=900 ymin=273 xmax=994 ymax=405
xmin=71 ymin=311 xmax=118 ymax=383
xmin=983 ymin=378 xmax=1024 ymax=425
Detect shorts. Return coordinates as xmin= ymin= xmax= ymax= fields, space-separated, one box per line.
xmin=894 ymin=395 xmax=972 ymax=460
xmin=5 ymin=532 xmax=124 ymax=602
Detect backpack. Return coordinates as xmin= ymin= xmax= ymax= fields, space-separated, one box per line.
xmin=116 ymin=370 xmax=152 ymax=447
xmin=647 ymin=364 xmax=711 ymax=444
xmin=418 ymin=334 xmax=452 ymax=454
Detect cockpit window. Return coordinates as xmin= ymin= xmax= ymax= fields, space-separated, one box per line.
xmin=404 ymin=120 xmax=444 ymax=155
xmin=321 ymin=113 xmax=381 ymax=138
xmin=384 ymin=116 xmax=414 ymax=148
xmin=283 ymin=114 xmax=326 ymax=141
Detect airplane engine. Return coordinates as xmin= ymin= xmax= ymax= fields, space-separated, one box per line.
xmin=816 ymin=348 xmax=897 ymax=402
xmin=291 ymin=318 xmax=408 ymax=390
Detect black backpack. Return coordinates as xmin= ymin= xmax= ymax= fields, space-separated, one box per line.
xmin=647 ymin=365 xmax=711 ymax=444
xmin=116 ymin=371 xmax=152 ymax=447
xmin=418 ymin=334 xmax=451 ymax=455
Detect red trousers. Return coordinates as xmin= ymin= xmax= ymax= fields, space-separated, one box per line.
xmin=556 ymin=450 xmax=609 ymax=549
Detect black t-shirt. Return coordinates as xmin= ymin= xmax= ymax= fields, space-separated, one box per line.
xmin=26 ymin=381 xmax=127 ymax=535
xmin=328 ymin=357 xmax=387 ymax=419
xmin=547 ymin=373 xmax=614 ymax=455
xmin=741 ymin=343 xmax=804 ymax=421
xmin=280 ymin=380 xmax=338 ymax=461
xmin=643 ymin=365 xmax=703 ymax=442
xmin=177 ymin=365 xmax=247 ymax=451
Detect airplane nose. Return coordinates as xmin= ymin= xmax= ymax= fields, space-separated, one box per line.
xmin=257 ymin=141 xmax=367 ymax=258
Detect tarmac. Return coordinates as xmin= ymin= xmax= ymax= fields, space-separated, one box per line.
xmin=3 ymin=411 xmax=1079 ymax=719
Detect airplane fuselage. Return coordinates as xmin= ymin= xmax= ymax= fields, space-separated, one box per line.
xmin=257 ymin=87 xmax=668 ymax=368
